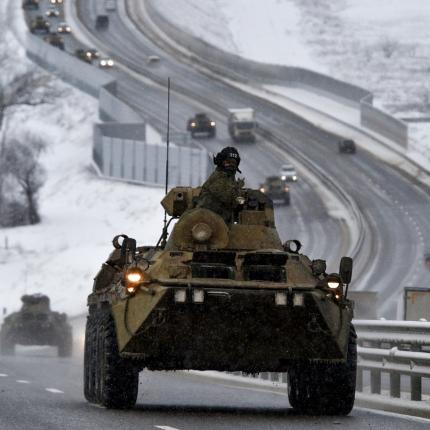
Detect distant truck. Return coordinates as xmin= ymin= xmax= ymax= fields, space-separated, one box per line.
xmin=187 ymin=113 xmax=216 ymax=138
xmin=228 ymin=108 xmax=257 ymax=142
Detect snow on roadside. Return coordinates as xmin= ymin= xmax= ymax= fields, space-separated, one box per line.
xmin=0 ymin=8 xmax=164 ymax=318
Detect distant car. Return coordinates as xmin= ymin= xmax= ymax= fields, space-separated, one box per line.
xmin=99 ymin=57 xmax=115 ymax=68
xmin=43 ymin=32 xmax=64 ymax=50
xmin=86 ymin=48 xmax=100 ymax=60
xmin=46 ymin=7 xmax=60 ymax=17
xmin=338 ymin=139 xmax=356 ymax=154
xmin=50 ymin=0 xmax=63 ymax=4
xmin=260 ymin=176 xmax=290 ymax=205
xmin=147 ymin=55 xmax=160 ymax=64
xmin=22 ymin=0 xmax=39 ymax=10
xmin=75 ymin=48 xmax=92 ymax=64
xmin=187 ymin=113 xmax=216 ymax=138
xmin=30 ymin=16 xmax=50 ymax=34
xmin=95 ymin=15 xmax=109 ymax=29
xmin=57 ymin=22 xmax=71 ymax=33
xmin=279 ymin=164 xmax=298 ymax=182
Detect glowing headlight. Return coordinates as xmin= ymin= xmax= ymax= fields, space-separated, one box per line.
xmin=191 ymin=222 xmax=212 ymax=243
xmin=281 ymin=175 xmax=286 ymax=180
xmin=293 ymin=175 xmax=297 ymax=181
xmin=210 ymin=121 xmax=216 ymax=126
xmin=259 ymin=187 xmax=265 ymax=193
xmin=100 ymin=60 xmax=107 ymax=66
xmin=191 ymin=122 xmax=196 ymax=127
xmin=326 ymin=273 xmax=341 ymax=289
xmin=107 ymin=60 xmax=114 ymax=66
xmin=126 ymin=268 xmax=143 ymax=284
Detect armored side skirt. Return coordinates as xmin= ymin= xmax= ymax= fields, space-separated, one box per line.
xmin=112 ymin=287 xmax=352 ymax=372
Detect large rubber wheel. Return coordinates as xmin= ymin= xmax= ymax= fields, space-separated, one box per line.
xmin=94 ymin=309 xmax=139 ymax=409
xmin=84 ymin=312 xmax=97 ymax=403
xmin=288 ymin=324 xmax=357 ymax=415
xmin=0 ymin=331 xmax=15 ymax=356
xmin=58 ymin=329 xmax=73 ymax=357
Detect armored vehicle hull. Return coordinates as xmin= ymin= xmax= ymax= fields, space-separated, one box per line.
xmin=0 ymin=294 xmax=73 ymax=357
xmin=85 ymin=187 xmax=356 ymax=414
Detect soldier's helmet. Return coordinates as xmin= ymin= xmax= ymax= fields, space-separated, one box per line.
xmin=213 ymin=147 xmax=241 ymax=173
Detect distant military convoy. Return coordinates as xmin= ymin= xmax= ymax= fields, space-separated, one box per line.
xmin=0 ymin=294 xmax=73 ymax=357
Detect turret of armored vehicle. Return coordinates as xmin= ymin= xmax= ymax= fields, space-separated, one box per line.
xmin=0 ymin=294 xmax=73 ymax=357
xmin=84 ymin=187 xmax=356 ymax=414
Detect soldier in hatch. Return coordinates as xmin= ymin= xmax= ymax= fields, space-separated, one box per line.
xmin=196 ymin=146 xmax=245 ymax=223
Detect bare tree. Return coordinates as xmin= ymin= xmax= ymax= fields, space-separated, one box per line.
xmin=1 ymin=136 xmax=46 ymax=226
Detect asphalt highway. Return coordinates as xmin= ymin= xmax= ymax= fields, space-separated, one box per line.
xmin=72 ymin=0 xmax=430 ymax=317
xmin=1 ymin=319 xmax=429 ymax=430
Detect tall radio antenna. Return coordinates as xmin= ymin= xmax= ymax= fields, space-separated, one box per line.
xmin=160 ymin=78 xmax=171 ymax=248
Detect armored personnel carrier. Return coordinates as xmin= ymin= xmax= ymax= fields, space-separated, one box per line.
xmin=260 ymin=176 xmax=291 ymax=205
xmin=85 ymin=187 xmax=356 ymax=414
xmin=0 ymin=294 xmax=73 ymax=357
xmin=30 ymin=16 xmax=50 ymax=34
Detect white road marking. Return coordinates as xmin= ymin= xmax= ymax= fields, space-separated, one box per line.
xmin=16 ymin=380 xmax=30 ymax=384
xmin=45 ymin=388 xmax=64 ymax=394
xmin=0 ymin=374 xmax=8 ymax=377
xmin=155 ymin=427 xmax=183 ymax=430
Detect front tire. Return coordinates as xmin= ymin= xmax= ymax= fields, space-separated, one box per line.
xmin=95 ymin=309 xmax=139 ymax=409
xmin=287 ymin=324 xmax=357 ymax=415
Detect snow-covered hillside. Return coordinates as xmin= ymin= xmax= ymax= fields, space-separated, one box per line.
xmin=155 ymin=0 xmax=430 ymax=171
xmin=0 ymin=5 xmax=164 ymax=317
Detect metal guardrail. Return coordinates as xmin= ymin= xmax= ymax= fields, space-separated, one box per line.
xmin=355 ymin=320 xmax=430 ymax=401
xmin=227 ymin=320 xmax=430 ymax=406
xmin=143 ymin=0 xmax=408 ymax=149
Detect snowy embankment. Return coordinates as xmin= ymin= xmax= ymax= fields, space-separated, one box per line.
xmin=156 ymin=0 xmax=430 ymax=170
xmin=0 ymin=6 xmax=164 ymax=317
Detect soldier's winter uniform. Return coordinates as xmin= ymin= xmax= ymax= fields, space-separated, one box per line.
xmin=196 ymin=147 xmax=244 ymax=223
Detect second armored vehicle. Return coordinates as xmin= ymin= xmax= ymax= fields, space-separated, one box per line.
xmin=43 ymin=33 xmax=65 ymax=50
xmin=260 ymin=176 xmax=291 ymax=205
xmin=187 ymin=113 xmax=216 ymax=138
xmin=0 ymin=294 xmax=73 ymax=357
xmin=30 ymin=16 xmax=50 ymax=34
xmin=84 ymin=186 xmax=356 ymax=415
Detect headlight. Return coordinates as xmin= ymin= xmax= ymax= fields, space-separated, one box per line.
xmin=126 ymin=268 xmax=144 ymax=284
xmin=107 ymin=60 xmax=114 ymax=66
xmin=293 ymin=175 xmax=297 ymax=181
xmin=326 ymin=273 xmax=341 ymax=289
xmin=191 ymin=222 xmax=212 ymax=243
xmin=210 ymin=121 xmax=216 ymax=126
xmin=100 ymin=60 xmax=107 ymax=66
xmin=191 ymin=122 xmax=196 ymax=127
xmin=284 ymin=187 xmax=289 ymax=192
xmin=281 ymin=175 xmax=286 ymax=180
xmin=259 ymin=187 xmax=265 ymax=193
